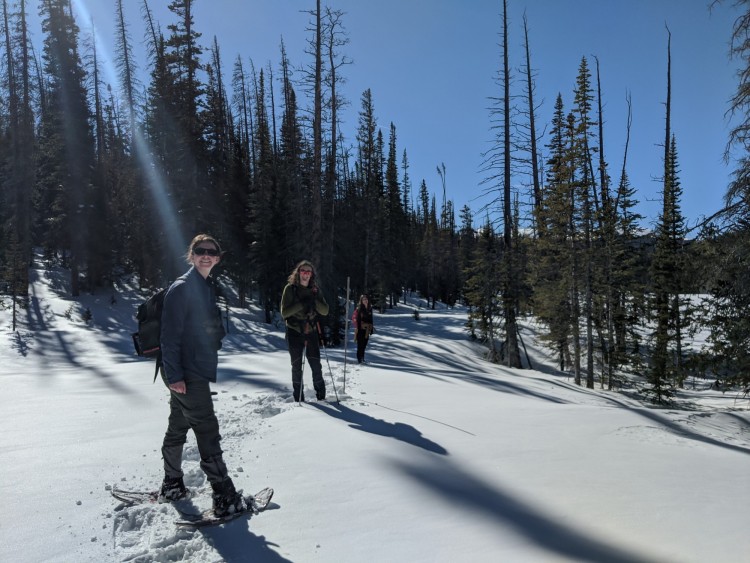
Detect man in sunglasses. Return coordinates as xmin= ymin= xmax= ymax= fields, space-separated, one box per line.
xmin=158 ymin=234 xmax=244 ymax=518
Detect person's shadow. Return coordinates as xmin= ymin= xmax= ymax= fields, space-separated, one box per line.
xmin=311 ymin=402 xmax=448 ymax=455
xmin=198 ymin=521 xmax=291 ymax=563
xmin=172 ymin=496 xmax=288 ymax=562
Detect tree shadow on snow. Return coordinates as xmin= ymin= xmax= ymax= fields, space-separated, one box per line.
xmin=31 ymin=330 xmax=137 ymax=394
xmin=311 ymin=402 xmax=448 ymax=455
xmin=369 ymin=345 xmax=570 ymax=405
xmin=221 ymin=329 xmax=287 ymax=354
xmin=614 ymin=400 xmax=750 ymax=456
xmin=10 ymin=330 xmax=32 ymax=356
xmin=26 ymin=277 xmax=50 ymax=330
xmin=218 ymin=366 xmax=290 ymax=395
xmin=392 ymin=456 xmax=668 ymax=563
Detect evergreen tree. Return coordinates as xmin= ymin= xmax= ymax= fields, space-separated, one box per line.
xmin=399 ymin=149 xmax=418 ymax=298
xmin=572 ymin=56 xmax=598 ymax=388
xmin=383 ymin=122 xmax=407 ymax=305
xmin=464 ymin=218 xmax=501 ymax=360
xmin=146 ymin=0 xmax=208 ymax=256
xmin=704 ymin=0 xmax=750 ymax=393
xmin=648 ymin=32 xmax=685 ymax=403
xmin=302 ymin=0 xmax=323 ymax=267
xmin=533 ymin=94 xmax=574 ymax=372
xmin=649 ymin=135 xmax=685 ymax=402
xmin=204 ymin=38 xmax=232 ymax=222
xmin=139 ymin=0 xmax=180 ymax=284
xmin=85 ymin=28 xmax=115 ymax=289
xmin=321 ymin=6 xmax=350 ymax=340
xmin=36 ymin=0 xmax=95 ymax=296
xmin=114 ymin=0 xmax=139 ymax=137
xmin=459 ymin=205 xmax=477 ymax=336
xmin=419 ymin=195 xmax=442 ymax=309
xmin=250 ymin=68 xmax=283 ymax=317
xmin=278 ymin=42 xmax=307 ymax=268
xmin=226 ymin=55 xmax=255 ymax=307
xmin=608 ymin=109 xmax=646 ymax=386
xmin=498 ymin=0 xmax=521 ymax=367
xmin=1 ymin=0 xmax=35 ymax=297
xmin=354 ymin=88 xmax=379 ymax=293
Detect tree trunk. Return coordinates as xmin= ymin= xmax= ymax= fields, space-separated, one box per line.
xmin=501 ymin=0 xmax=521 ymax=368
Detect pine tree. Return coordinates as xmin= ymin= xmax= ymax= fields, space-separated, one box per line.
xmin=36 ymin=0 xmax=95 ymax=296
xmin=649 ymin=135 xmax=685 ymax=402
xmin=648 ymin=31 xmax=686 ymax=403
xmin=166 ymin=0 xmax=209 ymax=238
xmin=227 ymin=55 xmax=255 ymax=307
xmin=533 ymin=94 xmax=574 ymax=372
xmin=479 ymin=0 xmax=520 ymax=366
xmin=608 ymin=97 xmax=645 ymax=385
xmin=278 ymin=42 xmax=306 ymax=268
xmin=204 ymin=37 xmax=234 ymax=234
xmin=251 ymin=67 xmax=283 ymax=317
xmin=464 ymin=218 xmax=501 ymax=360
xmin=703 ymin=0 xmax=750 ymax=393
xmin=354 ymin=88 xmax=379 ymax=292
xmin=459 ymin=205 xmax=477 ymax=337
xmin=499 ymin=0 xmax=521 ymax=367
xmin=306 ymin=0 xmax=323 ymax=267
xmin=139 ymin=0 xmax=179 ymax=284
xmin=112 ymin=0 xmax=148 ymax=282
xmin=572 ymin=56 xmax=598 ymax=388
xmin=1 ymin=0 xmax=35 ymax=297
xmin=321 ymin=6 xmax=350 ymax=336
xmin=399 ymin=149 xmax=418 ymax=299
xmin=85 ymin=27 xmax=115 ymax=289
xmin=114 ymin=0 xmax=139 ymax=137
xmin=383 ymin=122 xmax=407 ymax=305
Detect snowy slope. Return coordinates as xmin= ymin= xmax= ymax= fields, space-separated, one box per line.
xmin=0 ymin=264 xmax=748 ymax=563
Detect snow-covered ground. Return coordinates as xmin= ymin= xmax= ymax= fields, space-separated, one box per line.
xmin=1 ymin=263 xmax=748 ymax=563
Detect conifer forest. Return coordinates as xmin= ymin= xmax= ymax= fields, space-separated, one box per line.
xmin=0 ymin=0 xmax=748 ymax=401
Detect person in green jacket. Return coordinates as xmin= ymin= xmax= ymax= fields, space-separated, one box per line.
xmin=280 ymin=260 xmax=329 ymax=402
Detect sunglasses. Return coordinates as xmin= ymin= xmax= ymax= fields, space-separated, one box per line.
xmin=193 ymin=247 xmax=220 ymax=257
xmin=299 ymin=269 xmax=313 ymax=274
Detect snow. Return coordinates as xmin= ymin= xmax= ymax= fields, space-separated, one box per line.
xmin=1 ymin=263 xmax=749 ymax=563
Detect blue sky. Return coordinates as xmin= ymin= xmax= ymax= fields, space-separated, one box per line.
xmin=63 ymin=0 xmax=741 ymax=229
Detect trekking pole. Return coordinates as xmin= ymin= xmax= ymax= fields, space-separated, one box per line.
xmin=318 ymin=322 xmax=340 ymax=403
xmin=343 ymin=277 xmax=350 ymax=393
xmin=298 ymin=340 xmax=307 ymax=406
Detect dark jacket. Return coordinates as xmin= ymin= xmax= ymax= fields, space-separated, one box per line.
xmin=161 ymin=267 xmax=225 ymax=384
xmin=280 ymin=283 xmax=329 ymax=334
xmin=355 ymin=304 xmax=374 ymax=331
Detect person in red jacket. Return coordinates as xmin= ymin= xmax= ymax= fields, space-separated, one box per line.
xmin=352 ymin=294 xmax=374 ymax=364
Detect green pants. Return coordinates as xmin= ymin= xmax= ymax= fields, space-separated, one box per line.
xmin=161 ymin=374 xmax=228 ymax=484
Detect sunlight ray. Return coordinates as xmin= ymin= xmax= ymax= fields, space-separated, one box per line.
xmin=72 ymin=0 xmax=185 ymax=265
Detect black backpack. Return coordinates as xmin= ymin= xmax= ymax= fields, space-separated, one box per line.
xmin=132 ymin=288 xmax=166 ymax=381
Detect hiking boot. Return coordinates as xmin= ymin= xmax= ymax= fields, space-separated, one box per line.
xmin=159 ymin=475 xmax=188 ymax=501
xmin=211 ymin=479 xmax=245 ymax=517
